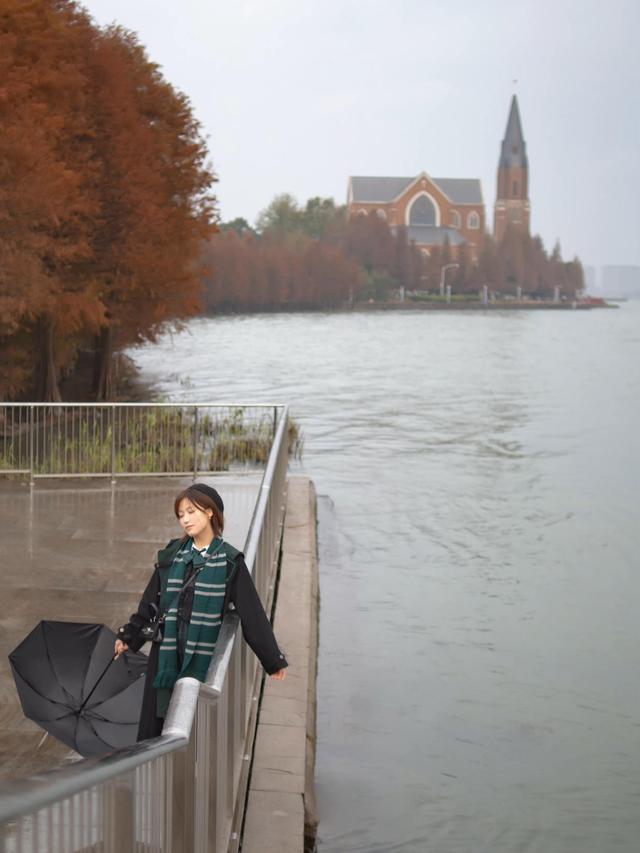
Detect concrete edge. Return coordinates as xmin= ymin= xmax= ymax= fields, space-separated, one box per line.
xmin=304 ymin=479 xmax=319 ymax=850
xmin=241 ymin=476 xmax=319 ymax=853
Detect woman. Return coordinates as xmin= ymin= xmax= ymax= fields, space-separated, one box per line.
xmin=115 ymin=483 xmax=287 ymax=740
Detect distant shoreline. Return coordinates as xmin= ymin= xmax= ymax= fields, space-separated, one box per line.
xmin=352 ymin=299 xmax=618 ymax=312
xmin=196 ymin=297 xmax=621 ymax=320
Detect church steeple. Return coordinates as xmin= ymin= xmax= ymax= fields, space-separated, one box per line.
xmin=499 ymin=96 xmax=528 ymax=170
xmin=494 ymin=94 xmax=530 ymax=242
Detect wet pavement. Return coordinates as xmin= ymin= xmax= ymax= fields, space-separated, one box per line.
xmin=0 ymin=474 xmax=261 ymax=779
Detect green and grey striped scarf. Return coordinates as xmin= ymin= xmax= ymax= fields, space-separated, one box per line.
xmin=153 ymin=537 xmax=228 ymax=690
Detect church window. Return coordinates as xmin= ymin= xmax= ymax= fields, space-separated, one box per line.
xmin=408 ymin=194 xmax=438 ymax=226
xmin=512 ymin=180 xmax=519 ymax=196
xmin=450 ymin=210 xmax=461 ymax=229
xmin=376 ymin=208 xmax=387 ymax=220
xmin=467 ymin=211 xmax=480 ymax=229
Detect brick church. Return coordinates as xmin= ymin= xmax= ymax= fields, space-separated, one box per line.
xmin=346 ymin=95 xmax=530 ymax=263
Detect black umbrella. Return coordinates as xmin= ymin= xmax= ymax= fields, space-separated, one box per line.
xmin=9 ymin=621 xmax=148 ymax=758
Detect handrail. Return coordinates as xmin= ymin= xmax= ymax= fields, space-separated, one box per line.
xmin=2 ymin=402 xmax=284 ymax=408
xmin=0 ymin=404 xmax=290 ymax=844
xmin=241 ymin=400 xmax=289 ymax=572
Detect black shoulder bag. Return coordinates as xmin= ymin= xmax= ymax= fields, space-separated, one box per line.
xmin=138 ymin=569 xmax=201 ymax=644
xmin=140 ymin=541 xmax=231 ymax=644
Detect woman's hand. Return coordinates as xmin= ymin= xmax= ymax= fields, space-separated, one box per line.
xmin=270 ymin=668 xmax=287 ymax=681
xmin=114 ymin=639 xmax=129 ymax=658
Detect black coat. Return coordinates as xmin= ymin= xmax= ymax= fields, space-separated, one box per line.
xmin=118 ymin=540 xmax=287 ymax=740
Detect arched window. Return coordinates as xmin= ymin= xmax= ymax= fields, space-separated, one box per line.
xmin=407 ymin=193 xmax=438 ymax=226
xmin=357 ymin=209 xmax=367 ymax=217
xmin=512 ymin=180 xmax=519 ymax=196
xmin=467 ymin=211 xmax=480 ymax=229
xmin=376 ymin=208 xmax=387 ymax=220
xmin=450 ymin=210 xmax=461 ymax=229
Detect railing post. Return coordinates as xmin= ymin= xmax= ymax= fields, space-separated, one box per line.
xmin=273 ymin=406 xmax=277 ymax=440
xmin=110 ymin=405 xmax=116 ymax=484
xmin=192 ymin=406 xmax=199 ymax=481
xmin=29 ymin=404 xmax=34 ymax=485
xmin=168 ymin=732 xmax=197 ymax=852
xmin=103 ymin=778 xmax=135 ymax=853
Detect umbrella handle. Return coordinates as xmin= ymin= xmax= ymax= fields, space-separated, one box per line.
xmin=78 ymin=654 xmax=118 ymax=713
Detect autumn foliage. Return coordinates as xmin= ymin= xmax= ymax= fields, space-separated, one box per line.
xmin=0 ymin=0 xmax=216 ymax=401
xmin=201 ymin=231 xmax=363 ymax=312
xmin=202 ymin=195 xmax=583 ymax=312
xmin=201 ymin=197 xmax=429 ymax=311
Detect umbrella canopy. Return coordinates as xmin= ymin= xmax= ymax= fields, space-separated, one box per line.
xmin=9 ymin=621 xmax=147 ymax=758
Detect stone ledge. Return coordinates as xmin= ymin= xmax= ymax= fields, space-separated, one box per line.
xmin=242 ymin=476 xmax=318 ymax=853
xmin=253 ymin=723 xmax=307 ymax=761
xmin=260 ymin=696 xmax=308 ymax=727
xmin=242 ymin=790 xmax=304 ymax=853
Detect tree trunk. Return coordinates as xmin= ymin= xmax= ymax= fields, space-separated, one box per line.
xmin=94 ymin=324 xmax=113 ymax=401
xmin=36 ymin=316 xmax=61 ymax=402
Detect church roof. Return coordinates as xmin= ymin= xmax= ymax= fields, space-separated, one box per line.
xmin=350 ymin=175 xmax=483 ymax=205
xmin=499 ymin=95 xmax=528 ymax=169
xmin=351 ymin=176 xmax=413 ymax=202
xmin=433 ymin=179 xmax=483 ymax=205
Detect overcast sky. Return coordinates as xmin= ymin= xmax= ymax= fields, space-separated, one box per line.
xmin=83 ymin=0 xmax=639 ymax=270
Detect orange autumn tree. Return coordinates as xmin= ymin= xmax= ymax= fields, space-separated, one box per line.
xmin=86 ymin=26 xmax=216 ymax=399
xmin=0 ymin=0 xmax=103 ymax=401
xmin=0 ymin=1 xmax=216 ymax=401
xmin=201 ymin=230 xmax=363 ymax=312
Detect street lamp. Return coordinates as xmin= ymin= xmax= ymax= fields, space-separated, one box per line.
xmin=439 ymin=263 xmax=460 ymax=297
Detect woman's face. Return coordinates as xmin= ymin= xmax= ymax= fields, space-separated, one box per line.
xmin=177 ymin=498 xmax=213 ymax=540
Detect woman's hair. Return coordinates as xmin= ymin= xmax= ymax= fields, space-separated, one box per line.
xmin=174 ymin=486 xmax=225 ymax=537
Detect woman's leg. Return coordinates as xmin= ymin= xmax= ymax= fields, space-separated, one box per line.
xmin=137 ymin=643 xmax=164 ymax=741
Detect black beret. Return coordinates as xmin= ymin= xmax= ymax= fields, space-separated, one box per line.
xmin=191 ymin=483 xmax=224 ymax=514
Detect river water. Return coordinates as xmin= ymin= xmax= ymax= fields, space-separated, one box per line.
xmin=129 ymin=303 xmax=640 ymax=853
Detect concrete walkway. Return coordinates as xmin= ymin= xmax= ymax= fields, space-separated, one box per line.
xmin=242 ymin=476 xmax=319 ymax=853
xmin=0 ymin=474 xmax=261 ymax=779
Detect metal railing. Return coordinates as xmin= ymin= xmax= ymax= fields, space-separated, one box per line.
xmin=0 ymin=403 xmax=283 ymax=480
xmin=0 ymin=404 xmax=290 ymax=853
